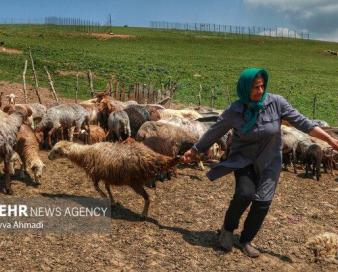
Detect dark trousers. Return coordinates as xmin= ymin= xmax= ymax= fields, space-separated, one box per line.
xmin=223 ymin=165 xmax=271 ymax=243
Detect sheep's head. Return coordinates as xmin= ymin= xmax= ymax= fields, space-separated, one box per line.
xmin=30 ymin=159 xmax=45 ymax=184
xmin=95 ymin=92 xmax=109 ymax=103
xmin=98 ymin=99 xmax=114 ymax=113
xmin=48 ymin=141 xmax=71 ymax=160
xmin=6 ymin=93 xmax=16 ymax=104
xmin=149 ymin=108 xmax=161 ymax=121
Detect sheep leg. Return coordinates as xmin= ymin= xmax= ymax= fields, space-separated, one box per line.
xmin=104 ymin=180 xmax=115 ymax=204
xmin=3 ymin=155 xmax=13 ymax=195
xmin=131 ymin=184 xmax=150 ymax=218
xmin=20 ymin=163 xmax=26 ymax=179
xmin=292 ymin=149 xmax=298 ymax=174
xmin=69 ymin=127 xmax=75 ymax=142
xmin=48 ymin=128 xmax=56 ymax=149
xmin=93 ymin=178 xmax=106 ymax=198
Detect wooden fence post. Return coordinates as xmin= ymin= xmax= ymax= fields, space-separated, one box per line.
xmin=29 ymin=47 xmax=42 ymax=104
xmin=44 ymin=66 xmax=59 ymax=102
xmin=22 ymin=60 xmax=28 ymax=103
xmin=87 ymin=70 xmax=95 ymax=97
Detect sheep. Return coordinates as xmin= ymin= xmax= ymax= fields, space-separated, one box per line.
xmin=305 ymin=144 xmax=323 ymax=181
xmin=13 ymin=124 xmax=45 ymax=184
xmin=322 ymin=147 xmax=335 ymax=175
xmin=159 ymin=109 xmax=202 ymax=121
xmin=97 ymin=96 xmax=126 ymax=130
xmin=281 ymin=128 xmax=299 ymax=173
xmin=0 ymin=107 xmax=31 ymax=194
xmin=3 ymin=103 xmax=47 ymax=128
xmin=6 ymin=93 xmax=16 ymax=104
xmin=124 ymin=105 xmax=161 ymax=138
xmin=106 ymin=110 xmax=131 ymax=141
xmin=78 ymin=103 xmax=100 ymax=125
xmin=158 ymin=117 xmax=231 ymax=161
xmin=75 ymin=125 xmax=106 ymax=144
xmin=48 ymin=140 xmax=181 ymax=217
xmin=136 ymin=121 xmax=199 ymax=157
xmin=35 ymin=104 xmax=90 ymax=149
xmin=306 ymin=232 xmax=338 ymax=262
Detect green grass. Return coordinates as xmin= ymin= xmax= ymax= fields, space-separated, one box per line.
xmin=0 ymin=24 xmax=337 ymax=125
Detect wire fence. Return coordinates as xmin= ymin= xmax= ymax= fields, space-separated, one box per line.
xmin=150 ymin=21 xmax=310 ymax=40
xmin=44 ymin=16 xmax=111 ymax=33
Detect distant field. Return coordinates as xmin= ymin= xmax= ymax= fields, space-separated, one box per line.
xmin=0 ymin=24 xmax=337 ymax=125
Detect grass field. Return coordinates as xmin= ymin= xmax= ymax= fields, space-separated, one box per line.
xmin=0 ymin=24 xmax=337 ymax=125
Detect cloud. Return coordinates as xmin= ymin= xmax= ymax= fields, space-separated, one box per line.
xmin=244 ymin=0 xmax=338 ymax=41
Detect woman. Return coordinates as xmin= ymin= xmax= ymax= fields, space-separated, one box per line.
xmin=182 ymin=68 xmax=338 ymax=258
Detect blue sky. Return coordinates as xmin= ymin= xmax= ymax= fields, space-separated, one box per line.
xmin=1 ymin=0 xmax=337 ymax=42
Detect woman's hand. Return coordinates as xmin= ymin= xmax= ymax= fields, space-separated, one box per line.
xmin=328 ymin=137 xmax=338 ymax=151
xmin=309 ymin=127 xmax=338 ymax=151
xmin=182 ymin=148 xmax=199 ymax=163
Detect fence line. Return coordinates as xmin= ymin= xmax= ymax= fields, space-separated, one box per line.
xmin=150 ymin=21 xmax=310 ymax=40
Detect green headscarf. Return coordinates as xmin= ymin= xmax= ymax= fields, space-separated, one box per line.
xmin=237 ymin=67 xmax=269 ymax=133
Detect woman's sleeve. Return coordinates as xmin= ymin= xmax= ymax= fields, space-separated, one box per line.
xmin=193 ymin=108 xmax=233 ymax=153
xmin=279 ymin=95 xmax=317 ymax=133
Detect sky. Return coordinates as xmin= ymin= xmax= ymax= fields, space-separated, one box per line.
xmin=1 ymin=0 xmax=337 ymax=42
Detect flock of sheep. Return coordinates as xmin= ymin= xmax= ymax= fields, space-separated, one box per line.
xmin=0 ymin=92 xmax=336 ymax=217
xmin=0 ymin=92 xmax=226 ymax=216
xmin=281 ymin=123 xmax=337 ymax=181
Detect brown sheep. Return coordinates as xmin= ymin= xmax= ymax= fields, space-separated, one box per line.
xmin=14 ymin=124 xmax=45 ymax=184
xmin=48 ymin=140 xmax=181 ymax=217
xmin=75 ymin=125 xmax=106 ymax=144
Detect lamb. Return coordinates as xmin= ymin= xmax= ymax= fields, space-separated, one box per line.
xmin=35 ymin=103 xmax=90 ymax=149
xmin=48 ymin=140 xmax=181 ymax=217
xmin=13 ymin=124 xmax=45 ymax=184
xmin=75 ymin=125 xmax=106 ymax=144
xmin=306 ymin=232 xmax=338 ymax=262
xmin=0 ymin=108 xmax=31 ymax=194
xmin=106 ymin=110 xmax=131 ymax=141
xmin=305 ymin=144 xmax=323 ymax=181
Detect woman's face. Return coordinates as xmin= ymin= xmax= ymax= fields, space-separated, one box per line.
xmin=250 ymin=76 xmax=265 ymax=101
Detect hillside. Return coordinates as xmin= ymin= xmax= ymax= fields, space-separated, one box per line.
xmin=0 ymin=24 xmax=337 ymax=125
